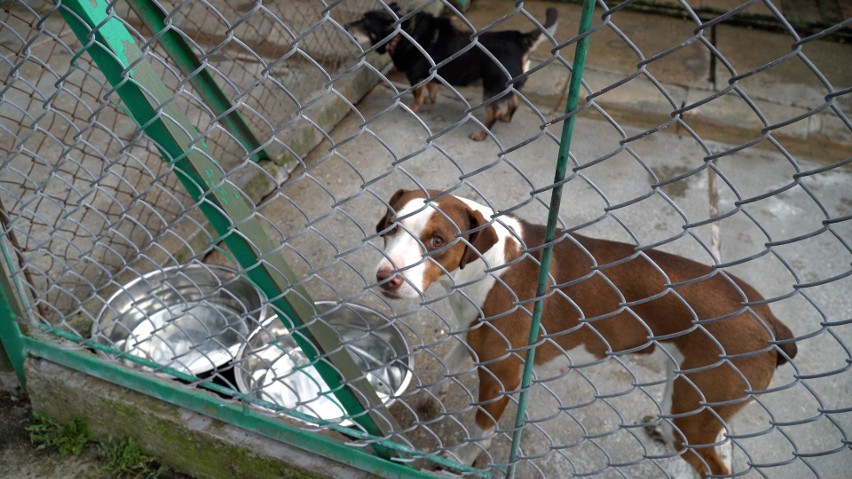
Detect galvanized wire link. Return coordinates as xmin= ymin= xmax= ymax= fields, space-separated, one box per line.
xmin=1 ymin=0 xmax=849 ymax=478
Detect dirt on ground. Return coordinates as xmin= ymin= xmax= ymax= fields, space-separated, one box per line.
xmin=0 ymin=372 xmax=190 ymax=479
xmin=0 ymin=379 xmax=109 ymax=479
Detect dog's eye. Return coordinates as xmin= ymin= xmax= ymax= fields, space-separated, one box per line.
xmin=430 ymin=236 xmax=444 ymax=248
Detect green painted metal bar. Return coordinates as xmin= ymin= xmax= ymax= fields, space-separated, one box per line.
xmin=505 ymin=1 xmax=597 ymax=476
xmin=0 ymin=241 xmax=27 ymax=386
xmin=53 ymin=0 xmax=399 ymax=458
xmin=32 ymin=324 xmax=491 ymax=477
xmin=124 ymin=0 xmax=268 ymax=164
xmin=19 ymin=334 xmax=438 ymax=479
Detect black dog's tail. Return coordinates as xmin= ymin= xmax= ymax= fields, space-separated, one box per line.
xmin=522 ymin=8 xmax=558 ymax=52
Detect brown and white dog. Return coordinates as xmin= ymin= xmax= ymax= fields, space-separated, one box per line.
xmin=374 ymin=189 xmax=797 ymax=476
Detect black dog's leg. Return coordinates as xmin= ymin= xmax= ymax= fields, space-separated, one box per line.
xmin=470 ymin=103 xmax=499 ymax=141
xmin=425 ymin=82 xmax=438 ymax=105
xmin=410 ymin=85 xmax=427 ymax=112
xmin=410 ymin=82 xmax=437 ymax=112
xmin=498 ymin=94 xmax=519 ymax=122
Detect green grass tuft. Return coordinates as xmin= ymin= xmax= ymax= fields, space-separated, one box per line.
xmin=26 ymin=413 xmax=92 ymax=456
xmin=98 ymin=436 xmax=164 ymax=479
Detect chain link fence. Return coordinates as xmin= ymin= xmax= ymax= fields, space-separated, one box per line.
xmin=1 ymin=0 xmax=849 ymax=477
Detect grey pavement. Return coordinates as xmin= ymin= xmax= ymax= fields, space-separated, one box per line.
xmin=2 ymin=0 xmax=851 ymax=477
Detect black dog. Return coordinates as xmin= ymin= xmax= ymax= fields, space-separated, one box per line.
xmin=347 ymin=4 xmax=558 ymax=141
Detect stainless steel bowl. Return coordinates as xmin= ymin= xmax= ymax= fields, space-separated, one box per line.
xmin=235 ymin=301 xmax=412 ymax=425
xmin=92 ymin=264 xmax=266 ymax=376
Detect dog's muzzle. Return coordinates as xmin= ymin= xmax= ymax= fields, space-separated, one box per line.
xmin=376 ymin=265 xmax=404 ymax=296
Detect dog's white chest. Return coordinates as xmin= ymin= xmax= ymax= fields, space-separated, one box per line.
xmin=443 ymin=266 xmax=499 ymax=324
xmin=443 ymin=201 xmax=522 ymax=325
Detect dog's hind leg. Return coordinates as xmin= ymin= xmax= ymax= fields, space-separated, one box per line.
xmin=410 ymin=85 xmax=427 ymax=112
xmin=498 ymin=94 xmax=519 ymax=122
xmin=470 ymin=103 xmax=500 ymax=141
xmin=646 ymin=344 xmax=684 ymax=445
xmin=425 ymin=81 xmax=438 ymax=105
xmin=671 ymin=357 xmax=764 ymax=477
xmin=673 ymin=407 xmax=733 ymax=476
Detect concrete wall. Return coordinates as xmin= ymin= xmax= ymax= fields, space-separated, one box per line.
xmin=25 ymin=358 xmax=377 ymax=479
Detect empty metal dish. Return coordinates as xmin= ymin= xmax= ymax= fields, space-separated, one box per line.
xmin=92 ymin=264 xmax=265 ymax=376
xmin=235 ymin=301 xmax=412 ymax=425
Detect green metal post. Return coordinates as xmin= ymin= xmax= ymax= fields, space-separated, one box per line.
xmin=505 ymin=1 xmax=597 ymax=476
xmin=53 ymin=0 xmax=398 ymax=457
xmin=0 ymin=281 xmax=26 ymax=386
xmin=0 ymin=238 xmax=28 ymax=386
xmin=124 ymin=0 xmax=269 ymax=164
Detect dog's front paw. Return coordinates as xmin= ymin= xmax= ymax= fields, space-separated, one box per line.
xmin=443 ymin=442 xmax=487 ymax=472
xmin=642 ymin=414 xmax=667 ymax=445
xmin=469 ymin=130 xmax=487 ymax=141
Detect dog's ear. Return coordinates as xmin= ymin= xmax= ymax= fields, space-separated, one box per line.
xmin=388 ymin=2 xmax=401 ymax=14
xmin=460 ymin=208 xmax=498 ymax=269
xmin=376 ymin=189 xmax=407 ymax=234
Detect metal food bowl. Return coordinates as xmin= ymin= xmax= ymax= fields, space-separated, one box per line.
xmin=92 ymin=264 xmax=265 ymax=376
xmin=235 ymin=301 xmax=412 ymax=425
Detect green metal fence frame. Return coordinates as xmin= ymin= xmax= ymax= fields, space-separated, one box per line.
xmin=0 ymin=0 xmax=596 ymax=477
xmin=124 ymin=0 xmax=269 ymax=165
xmin=0 ymin=237 xmax=28 ymax=386
xmin=55 ymin=0 xmax=402 ymax=453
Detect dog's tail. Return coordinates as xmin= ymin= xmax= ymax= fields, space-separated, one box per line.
xmin=523 ymin=8 xmax=558 ymax=53
xmin=767 ymin=313 xmax=798 ymax=367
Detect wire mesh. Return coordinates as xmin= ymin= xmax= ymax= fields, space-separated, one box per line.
xmin=1 ymin=0 xmax=849 ymax=477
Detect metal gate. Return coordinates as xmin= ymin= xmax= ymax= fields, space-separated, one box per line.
xmin=1 ymin=0 xmax=849 ymax=477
